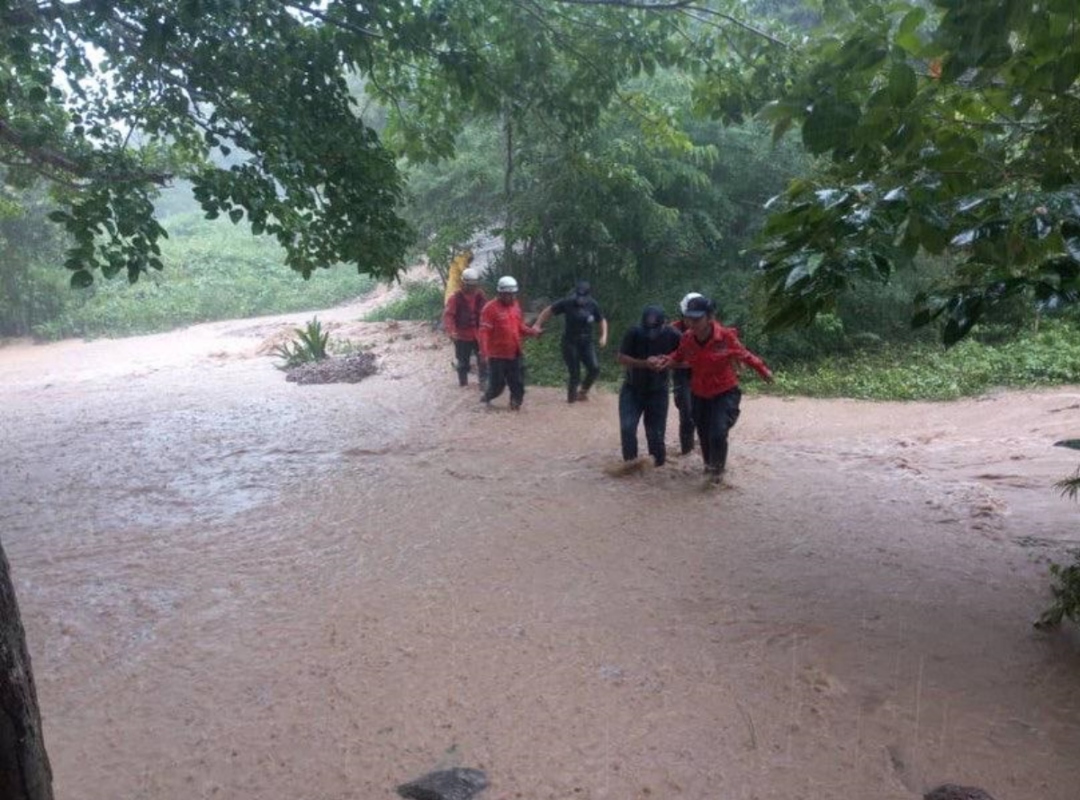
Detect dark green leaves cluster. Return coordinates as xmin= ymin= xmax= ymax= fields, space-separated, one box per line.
xmin=2 ymin=1 xmax=423 ymax=284
xmin=751 ymin=0 xmax=1080 ymax=342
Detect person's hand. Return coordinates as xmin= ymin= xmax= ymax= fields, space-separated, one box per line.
xmin=763 ymin=369 xmax=775 ymax=384
xmin=599 ymin=336 xmax=608 ymax=349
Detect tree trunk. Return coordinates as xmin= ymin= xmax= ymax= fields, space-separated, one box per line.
xmin=502 ymin=108 xmax=514 ymax=269
xmin=0 ymin=538 xmax=54 ymax=800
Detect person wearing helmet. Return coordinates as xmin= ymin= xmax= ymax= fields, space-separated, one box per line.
xmin=615 ymin=304 xmax=683 ymax=469
xmin=442 ymin=263 xmax=488 ymax=388
xmin=671 ymin=292 xmax=705 ymax=454
xmin=533 ymin=280 xmax=608 ymax=403
xmin=656 ymin=295 xmax=773 ymax=485
xmin=478 ymin=275 xmax=540 ymax=410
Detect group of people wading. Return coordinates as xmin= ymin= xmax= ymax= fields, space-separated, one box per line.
xmin=442 ymin=262 xmax=773 ymax=486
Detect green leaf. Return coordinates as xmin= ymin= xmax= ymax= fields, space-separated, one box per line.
xmin=802 ymin=99 xmax=861 ymax=155
xmin=895 ymin=8 xmax=927 ymax=55
xmin=887 ymin=62 xmax=917 ymax=107
xmin=69 ymin=270 xmax=94 ymax=289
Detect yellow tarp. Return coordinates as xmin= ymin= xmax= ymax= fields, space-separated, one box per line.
xmin=444 ymin=250 xmax=474 ymax=303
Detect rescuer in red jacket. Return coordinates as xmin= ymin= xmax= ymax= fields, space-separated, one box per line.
xmin=657 ymin=295 xmax=773 ymax=484
xmin=442 ymin=267 xmax=487 ymax=388
xmin=478 ymin=276 xmax=540 ymax=410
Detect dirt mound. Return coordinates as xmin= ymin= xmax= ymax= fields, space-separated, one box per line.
xmin=283 ymin=351 xmax=379 ymax=384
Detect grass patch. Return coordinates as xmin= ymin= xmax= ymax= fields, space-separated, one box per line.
xmin=32 ymin=213 xmax=376 ymax=340
xmin=363 ymin=280 xmax=444 ymax=322
xmin=765 ymin=321 xmax=1080 ymax=401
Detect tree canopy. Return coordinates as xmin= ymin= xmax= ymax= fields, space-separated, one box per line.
xmin=4 ymin=0 xmax=1079 ymax=345
xmin=1 ymin=0 xmax=793 ymax=289
xmin=2 ymin=0 xmax=439 ymax=286
xmin=748 ymin=0 xmax=1080 ymax=342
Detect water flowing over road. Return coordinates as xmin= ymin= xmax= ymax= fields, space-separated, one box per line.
xmin=3 ymin=293 xmax=1080 ymax=800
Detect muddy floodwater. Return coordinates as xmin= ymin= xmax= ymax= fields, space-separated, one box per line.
xmin=3 ymin=294 xmax=1080 ymax=800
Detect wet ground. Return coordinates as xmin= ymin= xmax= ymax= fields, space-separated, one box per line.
xmin=3 ymin=294 xmax=1080 ymax=800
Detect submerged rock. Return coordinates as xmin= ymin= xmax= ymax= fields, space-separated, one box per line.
xmin=396 ymin=767 xmax=488 ymax=800
xmin=924 ymin=785 xmax=996 ymax=800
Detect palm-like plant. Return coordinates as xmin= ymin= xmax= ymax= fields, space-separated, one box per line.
xmin=273 ymin=317 xmax=331 ymax=369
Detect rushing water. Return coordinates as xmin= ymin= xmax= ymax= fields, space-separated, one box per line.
xmin=4 ymin=310 xmax=1080 ymax=800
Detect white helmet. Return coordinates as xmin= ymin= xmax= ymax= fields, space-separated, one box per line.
xmin=461 ymin=267 xmax=480 ymax=284
xmin=497 ymin=276 xmax=519 ymax=293
xmin=680 ymin=292 xmax=704 ymax=316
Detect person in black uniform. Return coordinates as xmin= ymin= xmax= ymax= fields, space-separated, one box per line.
xmin=616 ymin=305 xmax=682 ymax=467
xmin=534 ymin=281 xmax=608 ymax=403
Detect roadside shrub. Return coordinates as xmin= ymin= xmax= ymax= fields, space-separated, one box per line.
xmin=273 ymin=318 xmax=330 ymax=369
xmin=767 ymin=320 xmax=1080 ymax=401
xmin=363 ymin=280 xmax=443 ymax=322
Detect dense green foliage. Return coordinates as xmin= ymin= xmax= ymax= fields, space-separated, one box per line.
xmin=362 ymin=280 xmax=444 ymax=323
xmin=744 ymin=0 xmax=1080 ymax=341
xmin=766 ymin=320 xmax=1080 ymax=401
xmin=2 ymin=1 xmax=435 ymax=284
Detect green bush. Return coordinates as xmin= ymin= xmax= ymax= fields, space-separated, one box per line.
xmin=766 ymin=320 xmax=1080 ymax=401
xmin=363 ymin=280 xmax=444 ymax=322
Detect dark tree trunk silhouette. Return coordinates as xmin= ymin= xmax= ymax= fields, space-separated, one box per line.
xmin=0 ymin=538 xmax=54 ymax=800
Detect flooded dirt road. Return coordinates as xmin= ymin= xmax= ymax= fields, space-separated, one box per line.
xmin=3 ymin=293 xmax=1080 ymax=800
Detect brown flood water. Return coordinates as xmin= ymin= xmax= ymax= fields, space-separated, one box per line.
xmin=3 ymin=293 xmax=1080 ymax=800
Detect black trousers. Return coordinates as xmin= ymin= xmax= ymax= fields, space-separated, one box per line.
xmin=672 ymin=370 xmax=694 ymax=454
xmin=691 ymin=387 xmax=742 ymax=474
xmin=562 ymin=337 xmax=600 ymax=401
xmin=483 ymin=356 xmax=525 ymax=406
xmin=619 ymin=384 xmax=669 ymax=466
xmin=453 ymin=338 xmax=486 ymax=386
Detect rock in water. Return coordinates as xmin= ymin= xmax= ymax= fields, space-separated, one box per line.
xmin=396 ymin=768 xmax=489 ymax=800
xmin=924 ymin=786 xmax=996 ymax=800
xmin=285 ymin=352 xmax=378 ymax=384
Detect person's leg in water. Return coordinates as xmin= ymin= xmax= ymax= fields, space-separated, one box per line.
xmin=641 ymin=388 xmax=670 ymax=467
xmin=506 ymin=356 xmax=526 ymax=410
xmin=454 ymin=339 xmax=473 ymax=386
xmin=673 ymin=372 xmax=694 ymax=454
xmin=561 ymin=339 xmax=582 ymax=403
xmin=618 ymin=384 xmax=646 ymax=461
xmin=476 ymin=346 xmax=488 ymax=391
xmin=578 ymin=338 xmax=600 ymax=401
xmin=483 ymin=358 xmax=508 ymax=404
xmin=691 ymin=394 xmax=716 ymax=479
xmin=695 ymin=388 xmax=742 ymax=482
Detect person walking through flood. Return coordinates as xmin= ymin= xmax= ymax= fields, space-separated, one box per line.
xmin=616 ymin=305 xmax=683 ymax=469
xmin=534 ymin=280 xmax=608 ymax=403
xmin=671 ymin=292 xmax=703 ymax=455
xmin=478 ymin=276 xmax=540 ymax=410
xmin=657 ymin=296 xmax=773 ymax=485
xmin=442 ymin=267 xmax=487 ymax=389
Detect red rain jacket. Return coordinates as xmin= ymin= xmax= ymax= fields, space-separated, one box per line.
xmin=478 ymin=298 xmax=537 ymax=359
xmin=443 ymin=289 xmax=487 ymax=342
xmin=671 ymin=320 xmax=772 ymax=398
